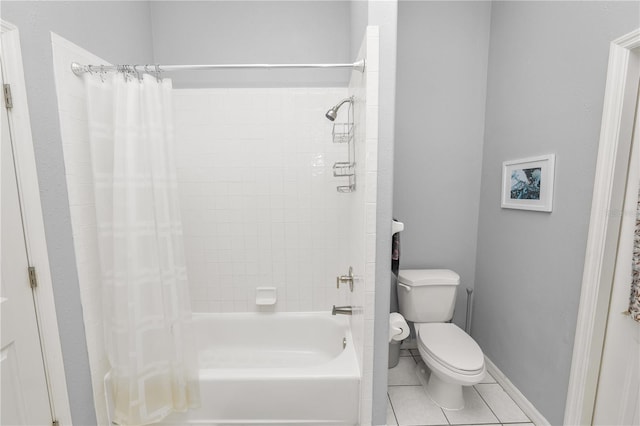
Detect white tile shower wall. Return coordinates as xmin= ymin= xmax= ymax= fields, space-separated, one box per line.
xmin=51 ymin=34 xmax=110 ymax=425
xmin=172 ymin=87 xmax=355 ymax=313
xmin=347 ymin=26 xmax=379 ymax=426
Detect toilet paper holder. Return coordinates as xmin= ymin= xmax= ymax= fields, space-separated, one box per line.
xmin=389 ymin=312 xmax=410 ymax=342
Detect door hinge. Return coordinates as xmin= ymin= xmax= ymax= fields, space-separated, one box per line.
xmin=3 ymin=84 xmax=13 ymax=109
xmin=52 ymin=420 xmax=59 ymax=426
xmin=28 ymin=266 xmax=38 ymax=289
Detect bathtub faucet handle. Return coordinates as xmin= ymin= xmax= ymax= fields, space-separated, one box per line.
xmin=336 ymin=266 xmax=354 ymax=292
xmin=332 ymin=305 xmax=353 ymax=315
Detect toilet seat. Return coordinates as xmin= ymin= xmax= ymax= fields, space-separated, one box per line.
xmin=416 ymin=323 xmax=484 ymax=375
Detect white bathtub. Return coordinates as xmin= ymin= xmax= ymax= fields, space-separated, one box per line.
xmin=108 ymin=312 xmax=361 ymax=425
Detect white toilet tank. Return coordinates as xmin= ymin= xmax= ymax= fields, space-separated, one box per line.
xmin=397 ymin=269 xmax=460 ymax=323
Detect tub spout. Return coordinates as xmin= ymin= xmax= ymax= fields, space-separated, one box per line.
xmin=332 ymin=305 xmax=353 ymax=315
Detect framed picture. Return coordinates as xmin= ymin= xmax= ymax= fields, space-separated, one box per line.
xmin=501 ymin=154 xmax=555 ymax=212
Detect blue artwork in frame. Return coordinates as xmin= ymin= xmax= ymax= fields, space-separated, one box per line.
xmin=502 ymin=155 xmax=555 ymax=212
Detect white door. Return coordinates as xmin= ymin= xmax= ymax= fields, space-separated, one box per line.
xmin=0 ymin=67 xmax=53 ymax=424
xmin=593 ymin=87 xmax=640 ymax=426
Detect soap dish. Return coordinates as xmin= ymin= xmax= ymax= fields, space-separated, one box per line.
xmin=255 ymin=287 xmax=277 ymax=305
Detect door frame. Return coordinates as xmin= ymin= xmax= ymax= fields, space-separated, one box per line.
xmin=565 ymin=28 xmax=640 ymax=426
xmin=1 ymin=20 xmax=72 ymax=425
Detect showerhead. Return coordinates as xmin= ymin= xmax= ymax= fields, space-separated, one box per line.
xmin=325 ymin=107 xmax=338 ymax=121
xmin=325 ymin=96 xmax=353 ymax=121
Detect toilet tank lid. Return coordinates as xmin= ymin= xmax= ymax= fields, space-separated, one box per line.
xmin=398 ymin=269 xmax=460 ymax=286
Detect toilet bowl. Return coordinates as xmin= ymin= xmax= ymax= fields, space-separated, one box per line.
xmin=397 ymin=269 xmax=485 ymax=409
xmin=416 ymin=323 xmax=485 ymax=409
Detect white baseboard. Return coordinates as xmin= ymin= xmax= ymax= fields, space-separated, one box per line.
xmin=484 ymin=356 xmax=551 ymax=426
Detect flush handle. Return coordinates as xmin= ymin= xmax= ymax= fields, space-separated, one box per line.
xmin=336 ymin=266 xmax=354 ymax=292
xmin=397 ymin=282 xmax=411 ymax=292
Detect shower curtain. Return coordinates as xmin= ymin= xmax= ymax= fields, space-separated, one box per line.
xmin=630 ymin=185 xmax=640 ymax=322
xmin=84 ymin=72 xmax=199 ymax=425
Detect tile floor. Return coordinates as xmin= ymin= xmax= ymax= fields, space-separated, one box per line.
xmin=387 ymin=350 xmax=533 ymax=426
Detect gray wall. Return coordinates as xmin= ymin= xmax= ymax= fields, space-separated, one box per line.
xmin=350 ymin=0 xmax=368 ymax=60
xmin=1 ymin=2 xmax=154 ymax=424
xmin=394 ymin=1 xmax=492 ymax=327
xmin=473 ymin=2 xmax=640 ymax=424
xmin=149 ymin=1 xmax=352 ymax=88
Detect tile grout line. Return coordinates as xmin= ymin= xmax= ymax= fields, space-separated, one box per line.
xmin=440 ymin=404 xmax=452 ymax=426
xmin=475 ymin=383 xmax=532 ymax=424
xmin=434 ymin=378 xmax=453 ymax=426
xmin=442 ymin=423 xmax=503 ymax=426
xmin=387 ymin=392 xmax=399 ymax=426
xmin=388 ymin=384 xmax=429 ymax=387
xmin=473 ymin=384 xmax=505 ymax=425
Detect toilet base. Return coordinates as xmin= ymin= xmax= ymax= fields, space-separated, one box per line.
xmin=426 ymin=372 xmax=464 ymax=410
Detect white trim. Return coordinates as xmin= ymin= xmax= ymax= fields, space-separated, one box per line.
xmin=484 ymin=356 xmax=551 ymax=426
xmin=0 ymin=20 xmax=72 ymax=425
xmin=565 ymin=28 xmax=640 ymax=426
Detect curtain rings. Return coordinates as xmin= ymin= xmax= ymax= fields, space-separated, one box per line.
xmin=143 ymin=64 xmax=153 ymax=83
xmin=118 ymin=65 xmax=128 ymax=81
xmin=134 ymin=65 xmax=143 ymax=82
xmin=118 ymin=65 xmax=130 ymax=82
xmin=127 ymin=65 xmax=136 ymax=82
xmin=155 ymin=64 xmax=162 ymax=83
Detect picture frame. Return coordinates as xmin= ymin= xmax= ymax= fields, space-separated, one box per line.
xmin=501 ymin=154 xmax=555 ymax=212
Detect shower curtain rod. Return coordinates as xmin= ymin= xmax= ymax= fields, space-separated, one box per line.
xmin=71 ymin=60 xmax=365 ymax=76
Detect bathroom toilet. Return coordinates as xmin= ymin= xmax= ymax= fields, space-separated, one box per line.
xmin=397 ymin=269 xmax=485 ymax=410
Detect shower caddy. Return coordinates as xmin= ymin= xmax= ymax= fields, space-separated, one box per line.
xmin=332 ymin=102 xmax=356 ymax=193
